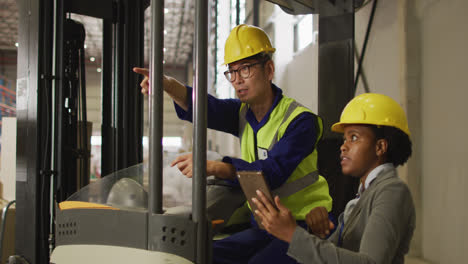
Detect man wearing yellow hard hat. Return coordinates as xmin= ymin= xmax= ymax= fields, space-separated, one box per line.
xmin=253 ymin=93 xmax=416 ymax=263
xmin=134 ymin=24 xmax=332 ymax=263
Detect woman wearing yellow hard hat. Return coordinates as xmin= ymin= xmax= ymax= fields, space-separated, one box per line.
xmin=253 ymin=93 xmax=416 ymax=264
xmin=135 ymin=24 xmax=333 ymax=264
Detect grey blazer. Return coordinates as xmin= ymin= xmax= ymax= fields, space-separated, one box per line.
xmin=287 ymin=166 xmax=416 ymax=264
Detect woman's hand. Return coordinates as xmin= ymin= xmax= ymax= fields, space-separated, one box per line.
xmin=252 ymin=190 xmax=297 ymax=243
xmin=305 ymin=206 xmax=335 ymax=239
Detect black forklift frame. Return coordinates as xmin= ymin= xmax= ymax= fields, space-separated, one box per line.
xmin=16 ymin=0 xmax=145 ymax=262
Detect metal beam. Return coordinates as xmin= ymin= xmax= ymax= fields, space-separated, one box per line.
xmin=115 ymin=0 xmax=144 ymax=170
xmin=193 ymin=0 xmax=209 ymax=262
xmin=101 ymin=0 xmax=144 ymax=176
xmin=101 ymin=19 xmax=116 ymax=176
xmin=64 ymin=0 xmax=114 ymax=20
xmin=317 ymin=5 xmax=360 ymax=218
xmin=253 ymin=0 xmax=260 ymax=26
xmin=16 ymin=0 xmax=51 ymax=262
xmin=148 ymin=0 xmax=165 ymax=218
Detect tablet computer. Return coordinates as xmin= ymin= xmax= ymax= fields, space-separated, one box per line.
xmin=237 ymin=171 xmax=276 ymax=229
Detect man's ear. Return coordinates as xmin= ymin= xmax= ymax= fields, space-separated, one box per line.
xmin=376 ymin=139 xmax=388 ymax=157
xmin=266 ymin=60 xmax=275 ymax=81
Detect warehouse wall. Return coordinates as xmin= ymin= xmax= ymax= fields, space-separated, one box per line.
xmin=414 ymin=0 xmax=468 ymax=262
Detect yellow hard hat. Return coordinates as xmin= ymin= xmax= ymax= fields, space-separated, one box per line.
xmin=223 ymin=24 xmax=276 ymax=65
xmin=331 ymin=93 xmax=411 ymax=137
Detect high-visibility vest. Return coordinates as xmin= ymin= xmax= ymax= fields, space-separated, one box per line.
xmin=239 ymin=96 xmax=332 ymax=219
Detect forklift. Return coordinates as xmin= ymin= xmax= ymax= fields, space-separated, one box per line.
xmin=12 ymin=0 xmax=367 ymax=263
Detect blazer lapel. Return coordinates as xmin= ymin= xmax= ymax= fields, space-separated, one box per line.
xmin=341 ymin=167 xmax=397 ymax=238
xmin=341 ymin=195 xmax=363 ymax=236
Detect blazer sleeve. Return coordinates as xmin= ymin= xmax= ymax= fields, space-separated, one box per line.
xmin=287 ymin=182 xmax=414 ymax=264
xmin=358 ymin=182 xmax=415 ymax=264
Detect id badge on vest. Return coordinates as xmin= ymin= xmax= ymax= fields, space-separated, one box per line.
xmin=257 ymin=147 xmax=268 ymax=160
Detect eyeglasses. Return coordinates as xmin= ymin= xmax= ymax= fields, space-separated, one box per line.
xmin=223 ymin=61 xmax=265 ymax=82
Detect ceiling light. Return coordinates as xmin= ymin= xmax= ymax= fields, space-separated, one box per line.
xmin=97 ymin=68 xmax=102 ymax=73
xmin=84 ymin=44 xmax=87 ymax=49
xmin=164 ymin=30 xmax=167 ymax=35
xmin=15 ymin=42 xmax=19 ymax=47
xmin=164 ymin=8 xmax=169 ymax=14
xmin=90 ymin=57 xmax=96 ymax=62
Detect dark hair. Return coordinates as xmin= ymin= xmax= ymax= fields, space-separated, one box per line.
xmin=371 ymin=125 xmax=412 ymax=167
xmin=245 ymin=52 xmax=272 ymax=63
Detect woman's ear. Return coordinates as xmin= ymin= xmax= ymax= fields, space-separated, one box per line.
xmin=375 ymin=139 xmax=388 ymax=157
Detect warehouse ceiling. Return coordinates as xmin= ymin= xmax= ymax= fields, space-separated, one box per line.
xmin=0 ymin=0 xmax=18 ymax=51
xmin=0 ymin=0 xmax=196 ymax=67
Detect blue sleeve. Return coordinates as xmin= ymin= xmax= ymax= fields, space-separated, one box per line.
xmin=174 ymin=86 xmax=242 ymax=136
xmin=224 ymin=112 xmax=318 ymax=189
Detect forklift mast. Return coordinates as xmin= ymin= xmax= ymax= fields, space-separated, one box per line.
xmin=16 ymin=0 xmax=145 ymax=262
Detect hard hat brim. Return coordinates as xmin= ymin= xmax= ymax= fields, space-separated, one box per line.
xmin=331 ymin=120 xmax=411 ymax=137
xmin=222 ymin=48 xmax=276 ymax=66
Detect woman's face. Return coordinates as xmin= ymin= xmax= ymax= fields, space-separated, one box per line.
xmin=340 ymin=125 xmax=383 ymax=180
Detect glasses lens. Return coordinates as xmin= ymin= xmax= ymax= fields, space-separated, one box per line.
xmin=239 ymin=65 xmax=250 ymax=79
xmin=224 ymin=71 xmax=233 ymax=82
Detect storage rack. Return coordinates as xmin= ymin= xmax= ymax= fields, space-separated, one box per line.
xmin=0 ymin=76 xmax=16 ymax=152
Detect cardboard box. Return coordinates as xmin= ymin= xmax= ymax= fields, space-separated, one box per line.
xmin=0 ymin=117 xmax=16 ymax=201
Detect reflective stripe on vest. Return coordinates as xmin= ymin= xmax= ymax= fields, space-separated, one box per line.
xmin=272 ymin=170 xmax=319 ymax=198
xmin=267 ymin=100 xmax=302 ymax=150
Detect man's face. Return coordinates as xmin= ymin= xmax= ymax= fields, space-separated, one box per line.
xmin=227 ymin=58 xmax=272 ymax=104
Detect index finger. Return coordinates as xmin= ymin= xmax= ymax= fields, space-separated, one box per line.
xmin=170 ymin=155 xmax=185 ymax=167
xmin=170 ymin=153 xmax=192 ymax=167
xmin=133 ymin=67 xmax=149 ymax=77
